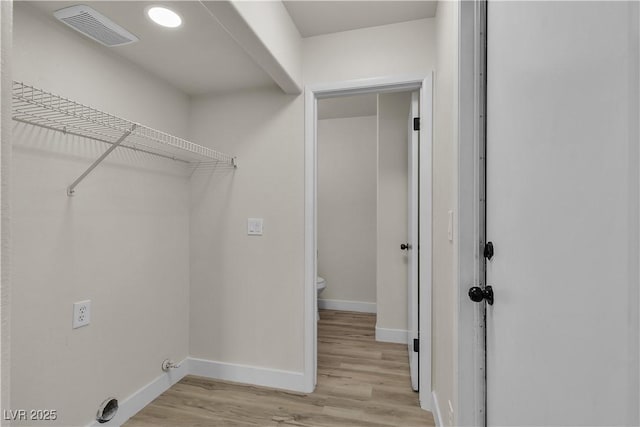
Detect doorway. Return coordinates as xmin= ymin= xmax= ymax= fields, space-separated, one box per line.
xmin=316 ymin=94 xmax=378 ymax=315
xmin=315 ymin=90 xmax=418 ymax=388
xmin=303 ymin=75 xmax=433 ymax=410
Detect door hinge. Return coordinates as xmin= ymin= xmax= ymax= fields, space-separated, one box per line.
xmin=483 ymin=241 xmax=494 ymax=260
xmin=413 ymin=117 xmax=420 ymax=131
xmin=413 ymin=338 xmax=419 ymax=352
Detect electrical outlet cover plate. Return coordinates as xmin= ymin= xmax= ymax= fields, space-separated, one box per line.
xmin=73 ymin=300 xmax=91 ymax=329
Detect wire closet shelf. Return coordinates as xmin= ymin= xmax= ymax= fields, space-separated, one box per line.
xmin=12 ymin=81 xmax=237 ymax=195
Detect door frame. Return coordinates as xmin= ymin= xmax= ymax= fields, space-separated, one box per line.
xmin=407 ymin=91 xmax=420 ymax=392
xmin=457 ymin=1 xmax=487 ymax=425
xmin=303 ymin=74 xmax=433 ymax=410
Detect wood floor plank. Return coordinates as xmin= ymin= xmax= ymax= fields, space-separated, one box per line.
xmin=124 ymin=310 xmax=434 ymax=426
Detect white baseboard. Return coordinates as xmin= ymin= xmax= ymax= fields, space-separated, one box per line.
xmin=85 ymin=357 xmax=309 ymax=426
xmin=189 ymin=357 xmax=308 ymax=393
xmin=431 ymin=390 xmax=444 ymax=427
xmin=375 ymin=326 xmax=408 ymax=344
xmin=318 ymin=298 xmax=376 ymax=313
xmin=87 ymin=357 xmax=189 ymax=427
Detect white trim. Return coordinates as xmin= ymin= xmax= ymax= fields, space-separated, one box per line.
xmin=189 ymin=358 xmax=307 ymax=393
xmin=375 ymin=326 xmax=408 ymax=344
xmin=432 ymin=391 xmax=445 ymax=427
xmin=457 ymin=2 xmax=486 ymax=425
xmin=310 ymin=74 xmax=427 ymax=99
xmin=84 ymin=357 xmax=308 ymax=427
xmin=318 ymin=299 xmax=376 ymax=313
xmin=87 ymin=358 xmax=189 ymax=427
xmin=418 ymin=74 xmax=434 ymax=411
xmin=407 ymin=91 xmax=420 ymax=391
xmin=304 ymin=87 xmax=317 ymax=393
xmin=304 ymin=74 xmax=433 ymax=407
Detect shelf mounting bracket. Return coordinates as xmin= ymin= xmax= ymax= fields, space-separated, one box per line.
xmin=67 ymin=124 xmax=137 ymax=196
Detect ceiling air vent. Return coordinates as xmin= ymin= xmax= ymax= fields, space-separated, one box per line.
xmin=54 ymin=5 xmax=139 ymax=47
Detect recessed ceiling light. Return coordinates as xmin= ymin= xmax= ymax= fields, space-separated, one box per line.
xmin=147 ymin=6 xmax=182 ymax=28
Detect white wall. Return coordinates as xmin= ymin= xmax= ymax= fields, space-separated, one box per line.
xmin=187 ymin=18 xmax=436 ymax=381
xmin=188 ymin=87 xmax=304 ymax=372
xmin=432 ymin=1 xmax=459 ymax=425
xmin=303 ymin=18 xmax=436 ymax=85
xmin=377 ymin=92 xmax=411 ymax=332
xmin=230 ymin=0 xmax=302 ymax=91
xmin=304 ymin=18 xmax=435 ymax=344
xmin=317 ymin=115 xmax=377 ymax=304
xmin=202 ymin=0 xmax=302 ymax=94
xmin=11 ymin=4 xmax=190 ymax=426
xmin=5 ymin=3 xmax=441 ymax=422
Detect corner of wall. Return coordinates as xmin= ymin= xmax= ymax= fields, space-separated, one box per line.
xmin=432 ymin=0 xmax=460 ymax=425
xmin=0 ymin=0 xmax=13 ymax=417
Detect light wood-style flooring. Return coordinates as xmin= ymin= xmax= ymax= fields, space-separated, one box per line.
xmin=125 ymin=310 xmax=434 ymax=426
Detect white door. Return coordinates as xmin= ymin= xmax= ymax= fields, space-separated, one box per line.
xmin=407 ymin=91 xmax=419 ymax=391
xmin=485 ymin=2 xmax=639 ymax=425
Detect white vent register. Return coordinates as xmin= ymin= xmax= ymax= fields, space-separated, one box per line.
xmin=54 ymin=5 xmax=139 ymax=47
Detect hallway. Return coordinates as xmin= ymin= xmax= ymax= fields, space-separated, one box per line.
xmin=125 ymin=310 xmax=434 ymax=426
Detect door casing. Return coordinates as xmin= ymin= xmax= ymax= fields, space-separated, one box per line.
xmin=407 ymin=90 xmax=420 ymax=391
xmin=457 ymin=1 xmax=488 ymax=425
xmin=303 ymin=74 xmax=433 ymax=410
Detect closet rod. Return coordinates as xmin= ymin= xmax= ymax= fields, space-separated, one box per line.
xmin=67 ymin=124 xmax=136 ymax=196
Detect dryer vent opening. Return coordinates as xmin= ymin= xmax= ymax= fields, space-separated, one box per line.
xmin=96 ymin=397 xmax=118 ymax=424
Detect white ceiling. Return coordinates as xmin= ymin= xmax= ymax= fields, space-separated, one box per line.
xmin=318 ymin=94 xmax=377 ymax=120
xmin=25 ymin=1 xmax=438 ymax=95
xmin=283 ymin=1 xmax=438 ymax=38
xmin=27 ymin=1 xmax=275 ymax=95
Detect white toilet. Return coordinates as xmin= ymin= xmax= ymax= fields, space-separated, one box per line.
xmin=316 ymin=276 xmax=326 ymax=319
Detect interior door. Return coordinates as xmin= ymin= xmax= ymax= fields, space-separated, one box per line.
xmin=407 ymin=91 xmax=419 ymax=391
xmin=485 ymin=2 xmax=639 ymax=425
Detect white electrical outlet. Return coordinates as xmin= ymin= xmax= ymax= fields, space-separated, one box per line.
xmin=73 ymin=300 xmax=91 ymax=329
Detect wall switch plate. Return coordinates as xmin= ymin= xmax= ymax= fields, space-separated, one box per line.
xmin=73 ymin=300 xmax=91 ymax=329
xmin=247 ymin=218 xmax=264 ymax=236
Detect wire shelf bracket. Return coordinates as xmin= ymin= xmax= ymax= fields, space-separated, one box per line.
xmin=12 ymin=81 xmax=237 ymax=196
xmin=67 ymin=124 xmax=137 ymax=196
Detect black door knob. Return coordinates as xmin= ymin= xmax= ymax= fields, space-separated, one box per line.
xmin=400 ymin=243 xmax=411 ymax=250
xmin=468 ymin=286 xmax=494 ymax=305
